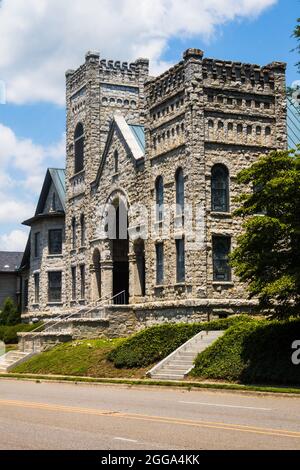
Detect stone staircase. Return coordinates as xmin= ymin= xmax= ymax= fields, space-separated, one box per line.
xmin=0 ymin=350 xmax=37 ymax=373
xmin=147 ymin=330 xmax=225 ymax=380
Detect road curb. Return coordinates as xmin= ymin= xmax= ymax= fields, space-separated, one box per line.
xmin=0 ymin=372 xmax=300 ymax=397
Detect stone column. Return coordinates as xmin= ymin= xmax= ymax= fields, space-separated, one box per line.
xmin=101 ymin=260 xmax=113 ymax=302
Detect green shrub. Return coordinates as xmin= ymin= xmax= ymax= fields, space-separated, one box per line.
xmin=108 ymin=315 xmax=253 ymax=368
xmin=0 ymin=297 xmax=20 ymax=325
xmin=0 ymin=323 xmax=42 ymax=344
xmin=191 ymin=319 xmax=300 ymax=385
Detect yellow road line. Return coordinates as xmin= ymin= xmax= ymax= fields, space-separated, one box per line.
xmin=0 ymin=398 xmax=299 ymax=440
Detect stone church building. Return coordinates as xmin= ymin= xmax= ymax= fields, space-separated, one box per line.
xmin=20 ymin=48 xmax=287 ymax=331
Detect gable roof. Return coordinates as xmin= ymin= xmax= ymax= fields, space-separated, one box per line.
xmin=0 ymin=252 xmax=23 ymax=273
xmin=22 ymin=168 xmax=66 ymax=226
xmin=92 ymin=114 xmax=145 ymax=189
xmin=114 ymin=114 xmax=145 ymax=160
xmin=35 ymin=168 xmax=66 ymax=215
xmin=128 ymin=124 xmax=145 ymax=153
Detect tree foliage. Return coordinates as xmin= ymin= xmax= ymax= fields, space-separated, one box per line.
xmin=0 ymin=297 xmax=20 ymax=326
xmin=231 ymin=149 xmax=300 ymax=318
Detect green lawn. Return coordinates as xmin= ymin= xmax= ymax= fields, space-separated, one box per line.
xmin=13 ymin=338 xmax=151 ymax=378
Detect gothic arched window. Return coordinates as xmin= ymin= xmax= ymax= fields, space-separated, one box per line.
xmin=74 ymin=123 xmax=84 ymax=174
xmin=211 ymin=164 xmax=229 ymax=213
xmin=155 ymin=176 xmax=164 ymax=222
xmin=175 ymin=168 xmax=184 ymax=215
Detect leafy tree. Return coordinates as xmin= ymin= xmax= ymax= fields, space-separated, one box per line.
xmin=230 ymin=149 xmax=300 ymax=318
xmin=0 ymin=297 xmax=20 ymax=326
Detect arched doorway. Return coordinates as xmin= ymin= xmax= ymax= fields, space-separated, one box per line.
xmin=92 ymin=248 xmax=101 ymax=301
xmin=112 ymin=199 xmax=129 ymax=304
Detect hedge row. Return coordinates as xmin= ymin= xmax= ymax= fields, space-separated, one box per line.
xmin=108 ymin=315 xmax=253 ymax=368
xmin=191 ymin=319 xmax=300 ymax=385
xmin=0 ymin=323 xmax=42 ymax=344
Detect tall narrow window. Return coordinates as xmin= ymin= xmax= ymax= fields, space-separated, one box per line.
xmin=48 ymin=272 xmax=62 ymax=302
xmin=48 ymin=229 xmax=62 ymax=255
xmin=80 ymin=265 xmax=85 ymax=300
xmin=156 ymin=243 xmax=164 ymax=285
xmin=212 ymin=236 xmax=231 ymax=281
xmin=80 ymin=214 xmax=85 ymax=247
xmin=72 ymin=217 xmax=76 ymax=249
xmin=71 ymin=266 xmax=76 ymax=301
xmin=74 ymin=123 xmax=84 ymax=173
xmin=211 ymin=164 xmax=229 ymax=212
xmin=175 ymin=168 xmax=184 ymax=216
xmin=23 ymin=279 xmax=29 ymax=309
xmin=34 ymin=232 xmax=40 ymax=258
xmin=155 ymin=176 xmax=164 ymax=222
xmin=34 ymin=273 xmax=40 ymax=304
xmin=176 ymin=238 xmax=185 ymax=283
xmin=114 ymin=150 xmax=118 ymax=173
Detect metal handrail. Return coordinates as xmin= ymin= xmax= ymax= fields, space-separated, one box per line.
xmin=27 ymin=290 xmax=126 ymax=337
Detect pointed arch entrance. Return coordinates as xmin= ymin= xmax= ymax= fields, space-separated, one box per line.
xmin=112 ymin=198 xmax=129 ymax=304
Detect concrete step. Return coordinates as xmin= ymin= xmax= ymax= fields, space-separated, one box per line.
xmin=0 ymin=351 xmax=37 ymax=372
xmin=148 ymin=330 xmax=225 ymax=380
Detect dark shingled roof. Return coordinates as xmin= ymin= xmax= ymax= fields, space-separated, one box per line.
xmin=0 ymin=252 xmax=23 ymax=272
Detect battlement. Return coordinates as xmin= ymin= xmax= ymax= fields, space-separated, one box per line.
xmin=146 ymin=62 xmax=185 ymax=107
xmin=66 ymin=51 xmax=149 ymax=95
xmin=202 ymin=58 xmax=286 ymax=92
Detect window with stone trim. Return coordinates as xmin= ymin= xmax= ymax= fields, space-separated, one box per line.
xmin=48 ymin=271 xmax=62 ymax=303
xmin=176 ymin=238 xmax=185 ymax=283
xmin=74 ymin=122 xmax=84 ymax=174
xmin=71 ymin=266 xmax=76 ymax=301
xmin=23 ymin=279 xmax=28 ymax=309
xmin=212 ymin=236 xmax=231 ymax=282
xmin=80 ymin=214 xmax=85 ymax=247
xmin=175 ymin=167 xmax=184 ymax=217
xmin=34 ymin=273 xmax=40 ymax=304
xmin=48 ymin=229 xmax=62 ymax=255
xmin=155 ymin=175 xmax=164 ymax=222
xmin=80 ymin=264 xmax=85 ymax=300
xmin=72 ymin=217 xmax=76 ymax=249
xmin=114 ymin=150 xmax=119 ymax=173
xmin=156 ymin=243 xmax=164 ymax=285
xmin=211 ymin=164 xmax=229 ymax=212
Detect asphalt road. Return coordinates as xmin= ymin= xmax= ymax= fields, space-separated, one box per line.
xmin=0 ymin=379 xmax=299 ymax=450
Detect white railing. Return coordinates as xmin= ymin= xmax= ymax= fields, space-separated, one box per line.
xmin=25 ymin=290 xmax=126 ymax=345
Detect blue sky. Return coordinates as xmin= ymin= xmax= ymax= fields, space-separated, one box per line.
xmin=0 ymin=0 xmax=299 ymax=251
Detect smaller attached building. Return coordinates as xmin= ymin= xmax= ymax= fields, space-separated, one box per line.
xmin=0 ymin=252 xmax=23 ymax=309
xmin=21 ymin=168 xmax=66 ymax=316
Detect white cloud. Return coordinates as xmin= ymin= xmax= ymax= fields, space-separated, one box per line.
xmin=0 ymin=122 xmax=64 ymax=251
xmin=0 ymin=123 xmax=65 ymax=193
xmin=0 ymin=193 xmax=35 ymax=223
xmin=0 ymin=229 xmax=28 ymax=251
xmin=0 ymin=0 xmax=277 ymax=105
